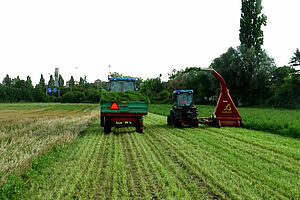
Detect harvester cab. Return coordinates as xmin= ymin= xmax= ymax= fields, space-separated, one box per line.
xmin=167 ymin=90 xmax=199 ymax=128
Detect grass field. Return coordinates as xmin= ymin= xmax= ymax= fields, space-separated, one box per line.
xmin=0 ymin=103 xmax=98 ymax=186
xmin=1 ymin=104 xmax=299 ymax=199
xmin=149 ymin=104 xmax=300 ymax=138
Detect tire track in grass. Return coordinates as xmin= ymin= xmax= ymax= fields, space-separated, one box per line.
xmin=146 ymin=116 xmax=288 ymax=199
xmin=147 ymin=114 xmax=293 ymax=199
xmin=131 ymin=133 xmax=193 ymax=199
xmin=167 ymin=128 xmax=291 ymax=199
xmin=94 ymin=131 xmax=110 ymax=199
xmin=211 ymin=127 xmax=300 ymax=160
xmin=129 ymin=133 xmax=163 ymax=199
xmin=200 ymin=128 xmax=300 ymax=178
xmin=119 ymin=134 xmax=141 ymax=199
xmin=55 ymin=128 xmax=97 ymax=199
xmin=101 ymin=134 xmax=116 ymax=200
xmin=141 ymin=130 xmax=219 ymax=200
xmin=146 ymin=126 xmax=237 ymax=200
xmin=20 ymin=127 xmax=98 ymax=199
xmin=111 ymin=134 xmax=130 ymax=199
xmin=165 ymin=126 xmax=299 ymax=199
xmin=122 ymin=133 xmax=149 ymax=199
xmin=66 ymin=127 xmax=105 ymax=199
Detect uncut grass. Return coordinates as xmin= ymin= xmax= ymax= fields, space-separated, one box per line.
xmin=0 ymin=103 xmax=98 ymax=186
xmin=4 ymin=114 xmax=300 ymax=199
xmin=149 ymin=104 xmax=300 ymax=137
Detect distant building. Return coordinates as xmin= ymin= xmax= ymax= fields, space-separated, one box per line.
xmin=94 ymin=79 xmax=102 ymax=86
xmin=65 ymin=80 xmax=79 ymax=87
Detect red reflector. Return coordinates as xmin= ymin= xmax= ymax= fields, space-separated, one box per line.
xmin=110 ymin=102 xmax=119 ymax=110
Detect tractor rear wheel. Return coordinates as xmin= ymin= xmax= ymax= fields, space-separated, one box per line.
xmin=104 ymin=117 xmax=111 ymax=134
xmin=174 ymin=110 xmax=182 ymax=128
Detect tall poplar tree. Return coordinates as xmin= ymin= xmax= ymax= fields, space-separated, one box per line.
xmin=239 ymin=0 xmax=267 ymax=50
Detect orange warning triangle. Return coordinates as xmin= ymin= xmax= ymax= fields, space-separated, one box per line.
xmin=110 ymin=102 xmax=119 ymax=110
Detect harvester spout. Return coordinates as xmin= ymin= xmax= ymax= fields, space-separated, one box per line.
xmin=198 ymin=67 xmax=242 ymax=127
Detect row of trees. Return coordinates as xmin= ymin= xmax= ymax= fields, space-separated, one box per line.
xmin=139 ymin=0 xmax=300 ymax=109
xmin=1 ymin=0 xmax=299 ymax=108
xmin=0 ymin=74 xmax=102 ymax=103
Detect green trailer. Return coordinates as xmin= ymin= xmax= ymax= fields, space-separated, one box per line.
xmin=100 ymin=77 xmax=148 ymax=134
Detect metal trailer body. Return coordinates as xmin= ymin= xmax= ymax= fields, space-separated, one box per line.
xmin=100 ymin=77 xmax=148 ymax=133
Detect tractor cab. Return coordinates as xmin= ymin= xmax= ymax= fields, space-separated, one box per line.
xmin=108 ymin=77 xmax=137 ymax=92
xmin=173 ymin=90 xmax=194 ymax=107
xmin=168 ymin=90 xmax=199 ymax=128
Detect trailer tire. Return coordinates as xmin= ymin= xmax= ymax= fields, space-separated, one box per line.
xmin=100 ymin=116 xmax=105 ymax=127
xmin=104 ymin=117 xmax=111 ymax=134
xmin=136 ymin=117 xmax=143 ymax=133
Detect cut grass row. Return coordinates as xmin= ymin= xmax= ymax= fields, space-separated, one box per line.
xmin=0 ymin=103 xmax=98 ymax=186
xmin=149 ymin=104 xmax=300 ymax=138
xmin=2 ymin=113 xmax=299 ymax=199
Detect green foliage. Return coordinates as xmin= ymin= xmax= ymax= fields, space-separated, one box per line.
xmin=139 ymin=75 xmax=165 ymax=103
xmin=211 ymin=46 xmax=275 ymax=105
xmin=85 ymin=88 xmax=101 ymax=103
xmin=240 ymin=0 xmax=267 ymax=50
xmin=151 ymin=90 xmax=170 ymax=104
xmin=100 ymin=89 xmax=147 ymax=103
xmin=62 ymin=91 xmax=85 ymax=103
xmin=38 ymin=74 xmax=46 ymax=89
xmin=168 ymin=68 xmax=218 ymax=104
xmin=2 ymin=74 xmax=11 ymax=86
xmin=69 ymin=76 xmax=75 ymax=87
xmin=289 ymin=48 xmax=300 ymax=67
xmin=269 ymin=73 xmax=300 ymax=109
xmin=79 ymin=77 xmax=85 ymax=86
xmin=58 ymin=75 xmax=64 ymax=87
xmin=48 ymin=75 xmax=54 ymax=86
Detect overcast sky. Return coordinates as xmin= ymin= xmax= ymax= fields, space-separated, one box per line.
xmin=0 ymin=0 xmax=299 ymax=84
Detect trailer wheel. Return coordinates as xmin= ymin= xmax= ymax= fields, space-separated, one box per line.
xmin=100 ymin=116 xmax=104 ymax=127
xmin=136 ymin=117 xmax=143 ymax=133
xmin=104 ymin=117 xmax=111 ymax=134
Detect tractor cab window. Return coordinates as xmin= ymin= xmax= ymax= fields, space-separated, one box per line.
xmin=177 ymin=93 xmax=193 ymax=106
xmin=110 ymin=80 xmax=135 ymax=92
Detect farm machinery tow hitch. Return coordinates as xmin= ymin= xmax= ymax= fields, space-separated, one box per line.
xmin=167 ymin=68 xmax=242 ymax=128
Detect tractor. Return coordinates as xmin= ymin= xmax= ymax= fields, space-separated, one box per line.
xmin=168 ymin=68 xmax=242 ymax=128
xmin=167 ymin=90 xmax=199 ymax=128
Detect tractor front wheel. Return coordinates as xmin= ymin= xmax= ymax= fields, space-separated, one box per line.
xmin=167 ymin=111 xmax=174 ymax=126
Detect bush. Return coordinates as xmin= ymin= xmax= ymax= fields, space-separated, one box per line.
xmin=62 ymin=91 xmax=85 ymax=103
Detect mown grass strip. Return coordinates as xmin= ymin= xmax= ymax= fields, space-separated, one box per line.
xmin=146 ymin=113 xmax=298 ymax=199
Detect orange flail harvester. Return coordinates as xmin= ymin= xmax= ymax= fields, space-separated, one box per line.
xmin=199 ymin=68 xmax=242 ymax=127
xmin=167 ymin=68 xmax=242 ymax=128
